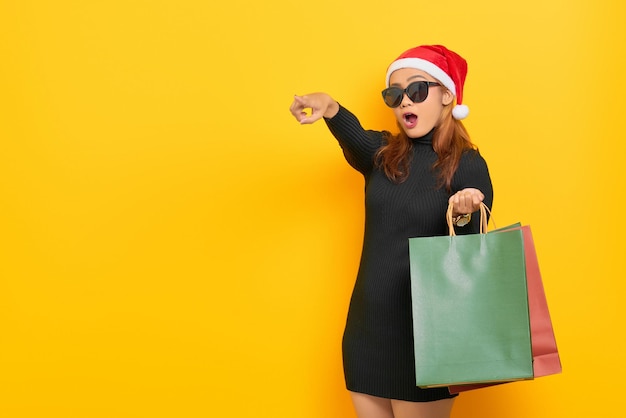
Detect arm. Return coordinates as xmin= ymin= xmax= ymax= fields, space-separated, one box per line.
xmin=289 ymin=93 xmax=382 ymax=174
xmin=448 ymin=150 xmax=494 ymax=229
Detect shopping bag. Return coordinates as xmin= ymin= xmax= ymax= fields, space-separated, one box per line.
xmin=449 ymin=224 xmax=561 ymax=394
xmin=409 ymin=203 xmax=533 ymax=388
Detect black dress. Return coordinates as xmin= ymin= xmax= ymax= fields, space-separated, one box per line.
xmin=324 ymin=105 xmax=494 ymax=402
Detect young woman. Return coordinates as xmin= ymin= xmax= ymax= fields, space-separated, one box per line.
xmin=289 ymin=45 xmax=493 ymax=418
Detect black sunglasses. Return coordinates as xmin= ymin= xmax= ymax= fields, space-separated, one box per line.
xmin=381 ymin=81 xmax=441 ymax=108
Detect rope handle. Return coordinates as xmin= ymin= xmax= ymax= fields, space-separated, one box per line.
xmin=446 ymin=202 xmax=494 ymax=236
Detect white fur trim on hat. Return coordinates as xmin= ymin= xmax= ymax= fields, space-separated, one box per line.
xmin=385 ymin=57 xmax=456 ymax=96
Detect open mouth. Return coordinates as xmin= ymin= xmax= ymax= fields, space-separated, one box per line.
xmin=403 ymin=113 xmax=418 ymax=128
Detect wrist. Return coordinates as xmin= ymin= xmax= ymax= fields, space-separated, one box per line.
xmin=324 ymin=100 xmax=339 ymax=119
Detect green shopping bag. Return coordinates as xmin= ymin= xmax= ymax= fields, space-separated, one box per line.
xmin=408 ymin=203 xmax=533 ymax=388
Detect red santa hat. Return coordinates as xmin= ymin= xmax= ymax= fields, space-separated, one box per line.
xmin=385 ymin=45 xmax=469 ymax=120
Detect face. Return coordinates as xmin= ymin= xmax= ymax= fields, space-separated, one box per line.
xmin=387 ymin=68 xmax=454 ymax=138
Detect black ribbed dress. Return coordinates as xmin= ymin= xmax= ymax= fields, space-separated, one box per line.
xmin=324 ymin=105 xmax=494 ymax=402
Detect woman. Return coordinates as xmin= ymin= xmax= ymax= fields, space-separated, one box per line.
xmin=289 ymin=45 xmax=493 ymax=418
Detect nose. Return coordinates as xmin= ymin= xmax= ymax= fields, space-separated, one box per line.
xmin=400 ymin=92 xmax=414 ymax=107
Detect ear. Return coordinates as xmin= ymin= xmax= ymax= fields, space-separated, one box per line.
xmin=442 ymin=89 xmax=454 ymax=106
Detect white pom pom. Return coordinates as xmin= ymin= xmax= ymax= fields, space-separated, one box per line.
xmin=452 ymin=104 xmax=469 ymax=120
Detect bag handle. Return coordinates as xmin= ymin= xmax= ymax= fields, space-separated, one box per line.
xmin=446 ymin=202 xmax=492 ymax=236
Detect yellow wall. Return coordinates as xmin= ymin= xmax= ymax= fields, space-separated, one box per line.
xmin=1 ymin=1 xmax=624 ymax=417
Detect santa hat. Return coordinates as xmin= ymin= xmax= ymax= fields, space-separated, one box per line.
xmin=385 ymin=45 xmax=469 ymax=120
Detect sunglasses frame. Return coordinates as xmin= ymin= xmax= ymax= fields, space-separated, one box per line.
xmin=381 ymin=81 xmax=441 ymax=108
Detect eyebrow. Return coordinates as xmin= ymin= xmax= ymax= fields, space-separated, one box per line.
xmin=390 ymin=74 xmax=428 ymax=86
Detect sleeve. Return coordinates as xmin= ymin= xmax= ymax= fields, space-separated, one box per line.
xmin=451 ymin=149 xmax=494 ymax=235
xmin=323 ymin=104 xmax=384 ymax=175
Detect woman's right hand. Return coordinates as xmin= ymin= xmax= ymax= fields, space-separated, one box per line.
xmin=289 ymin=93 xmax=339 ymax=124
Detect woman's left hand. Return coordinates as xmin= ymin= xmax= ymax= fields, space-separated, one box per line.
xmin=449 ymin=188 xmax=484 ymax=216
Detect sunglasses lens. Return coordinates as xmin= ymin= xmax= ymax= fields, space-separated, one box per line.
xmin=407 ymin=81 xmax=428 ymax=103
xmin=382 ymin=87 xmax=403 ymax=108
xmin=382 ymin=82 xmax=432 ymax=108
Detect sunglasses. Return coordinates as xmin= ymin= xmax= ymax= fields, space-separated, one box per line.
xmin=381 ymin=81 xmax=441 ymax=108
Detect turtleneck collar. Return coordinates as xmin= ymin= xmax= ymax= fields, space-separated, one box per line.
xmin=410 ymin=128 xmax=435 ymax=145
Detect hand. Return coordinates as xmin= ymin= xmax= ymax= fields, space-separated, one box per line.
xmin=449 ymin=188 xmax=485 ymax=217
xmin=289 ymin=93 xmax=339 ymax=124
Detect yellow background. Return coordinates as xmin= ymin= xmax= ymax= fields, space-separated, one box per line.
xmin=1 ymin=1 xmax=624 ymax=417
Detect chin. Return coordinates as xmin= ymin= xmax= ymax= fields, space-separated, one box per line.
xmin=403 ymin=127 xmax=427 ymax=138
